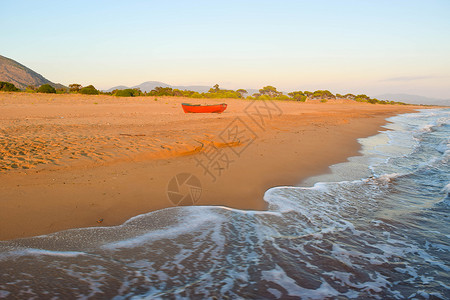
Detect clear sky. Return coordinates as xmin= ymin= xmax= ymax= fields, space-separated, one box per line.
xmin=2 ymin=0 xmax=450 ymax=98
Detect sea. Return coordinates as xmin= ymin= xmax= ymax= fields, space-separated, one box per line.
xmin=0 ymin=108 xmax=449 ymax=299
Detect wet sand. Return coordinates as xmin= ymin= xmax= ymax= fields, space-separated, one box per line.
xmin=0 ymin=92 xmax=421 ymax=240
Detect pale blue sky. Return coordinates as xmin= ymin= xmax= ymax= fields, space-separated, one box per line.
xmin=2 ymin=0 xmax=450 ymax=97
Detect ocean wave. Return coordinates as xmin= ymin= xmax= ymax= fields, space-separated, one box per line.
xmin=0 ymin=248 xmax=86 ymax=261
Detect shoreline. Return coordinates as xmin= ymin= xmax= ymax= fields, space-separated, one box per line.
xmin=0 ymin=93 xmax=422 ymax=240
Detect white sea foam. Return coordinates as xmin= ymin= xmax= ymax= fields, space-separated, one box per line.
xmin=262 ymin=265 xmax=340 ymax=299
xmin=0 ymin=248 xmax=86 ymax=261
xmin=103 ymin=207 xmax=227 ymax=250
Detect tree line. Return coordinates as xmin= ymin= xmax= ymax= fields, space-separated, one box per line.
xmin=0 ymin=81 xmax=407 ymax=105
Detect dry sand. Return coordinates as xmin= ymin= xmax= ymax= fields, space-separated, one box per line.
xmin=0 ymin=92 xmax=422 ymax=240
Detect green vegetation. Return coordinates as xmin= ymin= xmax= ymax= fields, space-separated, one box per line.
xmin=0 ymin=81 xmax=19 ymax=92
xmin=203 ymin=84 xmax=242 ymax=98
xmin=69 ymin=84 xmax=82 ymax=92
xmin=236 ymin=89 xmax=247 ymax=98
xmin=147 ymin=87 xmax=176 ymax=97
xmin=343 ymin=93 xmax=356 ymax=100
xmin=259 ymin=86 xmax=282 ymax=98
xmin=312 ymin=90 xmax=335 ymax=100
xmin=115 ymin=89 xmax=134 ymax=97
xmin=79 ymin=85 xmax=99 ymax=95
xmin=143 ymin=84 xmax=244 ymax=99
xmin=37 ymin=84 xmax=56 ymax=94
xmin=59 ymin=82 xmax=409 ymax=105
xmin=56 ymin=88 xmax=68 ymax=94
xmin=0 ymin=73 xmax=410 ymax=106
xmin=191 ymin=92 xmax=203 ymax=98
xmin=114 ymin=88 xmax=143 ymax=97
xmin=251 ymin=86 xmax=290 ymax=100
xmin=25 ymin=85 xmax=36 ymax=93
xmin=147 ymin=85 xmax=407 ymax=105
xmin=288 ymin=91 xmax=307 ymax=102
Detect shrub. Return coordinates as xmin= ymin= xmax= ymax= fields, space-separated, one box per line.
xmin=275 ymin=95 xmax=290 ymax=100
xmin=69 ymin=84 xmax=82 ymax=92
xmin=258 ymin=95 xmax=271 ymax=100
xmin=149 ymin=87 xmax=174 ymax=96
xmin=79 ymin=85 xmax=99 ymax=95
xmin=37 ymin=84 xmax=56 ymax=93
xmin=344 ymin=93 xmax=356 ymax=100
xmin=223 ymin=91 xmax=239 ymax=98
xmin=56 ymin=88 xmax=68 ymax=94
xmin=0 ymin=81 xmax=19 ymax=91
xmin=190 ymin=92 xmax=203 ymax=98
xmin=259 ymin=86 xmax=282 ymax=98
xmin=236 ymin=89 xmax=247 ymax=98
xmin=313 ymin=90 xmax=335 ymax=100
xmin=115 ymin=89 xmax=135 ymax=97
xmin=288 ymin=91 xmax=305 ymax=101
xmin=320 ymin=99 xmax=328 ymax=103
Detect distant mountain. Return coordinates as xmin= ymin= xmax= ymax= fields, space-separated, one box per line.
xmin=106 ymin=81 xmax=259 ymax=95
xmin=376 ymin=93 xmax=450 ymax=106
xmin=106 ymin=81 xmax=208 ymax=93
xmin=106 ymin=85 xmax=130 ymax=91
xmin=0 ymin=54 xmax=66 ymax=90
xmin=133 ymin=81 xmax=172 ymax=92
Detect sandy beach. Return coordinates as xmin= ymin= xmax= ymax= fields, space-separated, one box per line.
xmin=0 ymin=92 xmax=421 ymax=240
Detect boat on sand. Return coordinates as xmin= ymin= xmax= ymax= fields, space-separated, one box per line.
xmin=181 ymin=103 xmax=227 ymax=113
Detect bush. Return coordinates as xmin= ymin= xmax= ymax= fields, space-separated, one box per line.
xmin=258 ymin=95 xmax=271 ymax=100
xmin=79 ymin=85 xmax=99 ymax=95
xmin=69 ymin=84 xmax=82 ymax=92
xmin=148 ymin=87 xmax=174 ymax=96
xmin=115 ymin=89 xmax=135 ymax=97
xmin=37 ymin=84 xmax=56 ymax=93
xmin=190 ymin=92 xmax=203 ymax=98
xmin=0 ymin=81 xmax=19 ymax=91
xmin=56 ymin=88 xmax=68 ymax=94
xmin=312 ymin=90 xmax=335 ymax=100
xmin=275 ymin=95 xmax=290 ymax=100
xmin=355 ymin=97 xmax=367 ymax=103
xmin=223 ymin=91 xmax=239 ymax=98
xmin=288 ymin=91 xmax=306 ymax=101
xmin=320 ymin=99 xmax=328 ymax=103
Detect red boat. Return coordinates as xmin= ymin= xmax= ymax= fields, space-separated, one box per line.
xmin=182 ymin=103 xmax=227 ymax=113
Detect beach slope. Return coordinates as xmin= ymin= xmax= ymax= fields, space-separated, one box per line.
xmin=0 ymin=93 xmax=421 ymax=240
